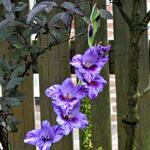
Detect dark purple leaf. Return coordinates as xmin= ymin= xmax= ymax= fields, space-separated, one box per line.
xmin=61 ymin=2 xmax=84 ymax=16
xmin=49 ymin=12 xmax=72 ymax=31
xmin=0 ymin=13 xmax=15 ymax=29
xmin=2 ymin=0 xmax=12 ymax=12
xmin=99 ymin=9 xmax=113 ymax=19
xmin=27 ymin=1 xmax=57 ymax=23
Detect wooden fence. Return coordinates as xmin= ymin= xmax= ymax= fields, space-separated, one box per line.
xmin=0 ymin=0 xmax=150 ymax=150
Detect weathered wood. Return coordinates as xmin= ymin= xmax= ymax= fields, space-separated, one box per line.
xmin=0 ymin=39 xmax=35 ymax=150
xmin=38 ymin=0 xmax=73 ymax=149
xmin=91 ymin=1 xmax=112 ymax=150
xmin=9 ymin=73 xmax=35 ymax=150
xmin=113 ymin=1 xmax=131 ymax=149
xmin=113 ymin=1 xmax=150 ymax=149
xmin=136 ymin=1 xmax=150 ymax=149
xmin=75 ymin=1 xmax=111 ymax=149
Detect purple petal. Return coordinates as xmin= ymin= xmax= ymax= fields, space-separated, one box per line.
xmin=97 ymin=45 xmax=111 ymax=53
xmin=88 ymin=87 xmax=98 ymax=100
xmin=82 ymin=47 xmax=100 ymax=67
xmin=76 ymin=112 xmax=88 ymax=129
xmin=41 ymin=120 xmax=51 ymax=129
xmin=70 ymin=54 xmax=82 ymax=68
xmin=42 ymin=141 xmax=52 ymax=150
xmin=75 ymin=69 xmax=84 ymax=82
xmin=24 ymin=129 xmax=41 ymax=145
xmin=97 ymin=56 xmax=109 ymax=70
xmin=62 ymin=124 xmax=72 ymax=135
xmin=45 ymin=84 xmax=61 ymax=99
xmin=85 ymin=75 xmax=107 ymax=100
xmin=52 ymin=126 xmax=64 ymax=143
xmin=73 ymin=85 xmax=87 ymax=100
xmin=60 ymin=78 xmax=76 ymax=94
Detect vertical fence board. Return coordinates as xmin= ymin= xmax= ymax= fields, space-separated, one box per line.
xmin=136 ymin=1 xmax=150 ymax=149
xmin=113 ymin=1 xmax=150 ymax=150
xmin=113 ymin=1 xmax=131 ymax=149
xmin=11 ymin=74 xmax=35 ymax=150
xmin=75 ymin=1 xmax=111 ymax=149
xmin=38 ymin=40 xmax=73 ymax=150
xmin=0 ymin=43 xmax=35 ymax=150
xmin=91 ymin=1 xmax=112 ymax=150
xmin=38 ymin=1 xmax=73 ymax=148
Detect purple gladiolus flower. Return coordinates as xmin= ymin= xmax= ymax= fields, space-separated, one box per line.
xmin=70 ymin=45 xmax=110 ymax=82
xmin=24 ymin=120 xmax=64 ymax=150
xmin=53 ymin=103 xmax=88 ymax=135
xmin=45 ymin=78 xmax=87 ymax=113
xmin=83 ymin=74 xmax=107 ymax=100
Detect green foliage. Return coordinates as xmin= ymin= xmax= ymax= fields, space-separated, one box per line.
xmin=88 ymin=3 xmax=112 ymax=47
xmin=80 ymin=4 xmax=112 ymax=149
xmin=97 ymin=147 xmax=103 ymax=150
xmin=81 ymin=98 xmax=93 ymax=150
xmin=6 ymin=77 xmax=24 ymax=90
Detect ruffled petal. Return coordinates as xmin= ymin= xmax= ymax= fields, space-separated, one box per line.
xmin=76 ymin=112 xmax=88 ymax=129
xmin=24 ymin=129 xmax=41 ymax=146
xmin=70 ymin=54 xmax=82 ymax=68
xmin=42 ymin=141 xmax=52 ymax=150
xmin=60 ymin=78 xmax=76 ymax=94
xmin=52 ymin=125 xmax=64 ymax=143
xmin=45 ymin=84 xmax=61 ymax=99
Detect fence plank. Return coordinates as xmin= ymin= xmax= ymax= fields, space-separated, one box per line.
xmin=91 ymin=1 xmax=112 ymax=150
xmin=75 ymin=1 xmax=111 ymax=149
xmin=113 ymin=1 xmax=132 ymax=149
xmin=38 ymin=1 xmax=73 ymax=148
xmin=113 ymin=1 xmax=150 ymax=150
xmin=10 ymin=73 xmax=35 ymax=150
xmin=0 ymin=42 xmax=35 ymax=150
xmin=136 ymin=1 xmax=150 ymax=149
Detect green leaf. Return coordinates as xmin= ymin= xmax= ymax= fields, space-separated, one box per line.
xmin=6 ymin=115 xmax=19 ymax=132
xmin=99 ymin=9 xmax=113 ymax=19
xmin=13 ymin=43 xmax=24 ymax=49
xmin=0 ymin=76 xmax=5 ymax=84
xmin=90 ymin=3 xmax=100 ymax=21
xmin=88 ymin=36 xmax=94 ymax=47
xmin=83 ymin=16 xmax=90 ymax=24
xmin=6 ymin=77 xmax=23 ymax=90
xmin=0 ymin=28 xmax=11 ymax=41
xmin=0 ymin=59 xmax=12 ymax=70
xmin=14 ymin=2 xmax=27 ymax=12
xmin=11 ymin=64 xmax=25 ymax=78
xmin=5 ymin=97 xmax=21 ymax=106
xmin=30 ymin=46 xmax=41 ymax=54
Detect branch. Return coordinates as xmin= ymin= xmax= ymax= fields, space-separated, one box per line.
xmin=113 ymin=0 xmax=131 ymax=27
xmin=142 ymin=10 xmax=150 ymax=25
xmin=33 ymin=30 xmax=86 ymax=62
xmin=133 ymin=85 xmax=150 ymax=99
xmin=22 ymin=30 xmax=86 ymax=77
xmin=137 ymin=10 xmax=150 ymax=36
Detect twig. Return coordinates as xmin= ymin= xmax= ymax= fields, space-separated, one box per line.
xmin=137 ymin=10 xmax=150 ymax=36
xmin=141 ymin=10 xmax=150 ymax=25
xmin=33 ymin=30 xmax=86 ymax=62
xmin=133 ymin=85 xmax=150 ymax=99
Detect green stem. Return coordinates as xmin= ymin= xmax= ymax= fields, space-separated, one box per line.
xmin=80 ymin=98 xmax=93 ymax=150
